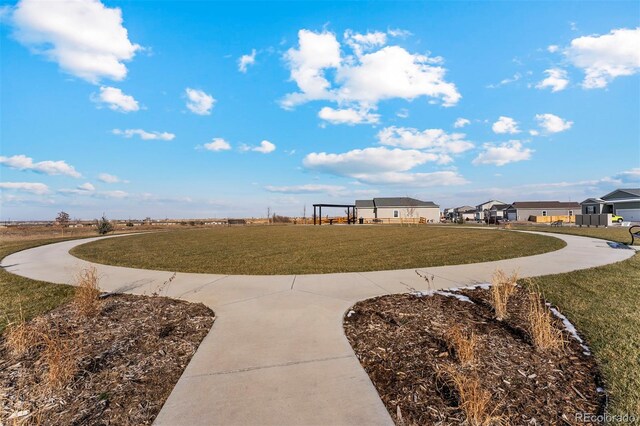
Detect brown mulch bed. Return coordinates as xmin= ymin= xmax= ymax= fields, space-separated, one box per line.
xmin=1 ymin=294 xmax=214 ymax=425
xmin=344 ymin=286 xmax=605 ymax=425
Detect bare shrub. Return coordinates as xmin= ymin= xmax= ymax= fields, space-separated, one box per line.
xmin=526 ymin=291 xmax=565 ymax=352
xmin=442 ymin=367 xmax=500 ymax=425
xmin=445 ymin=325 xmax=477 ymax=365
xmin=490 ymin=268 xmax=518 ymax=320
xmin=74 ymin=266 xmax=101 ymax=316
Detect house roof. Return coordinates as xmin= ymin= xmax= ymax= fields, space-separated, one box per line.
xmin=475 ymin=200 xmax=505 ymax=209
xmin=601 ymin=188 xmax=640 ymax=200
xmin=374 ymin=197 xmax=439 ymax=208
xmin=507 ymin=201 xmax=581 ymax=209
xmin=355 ymin=199 xmax=375 ymax=208
xmin=356 ymin=197 xmax=439 ymax=208
xmin=490 ymin=204 xmax=509 ymax=210
xmin=580 ymin=198 xmax=605 ymax=204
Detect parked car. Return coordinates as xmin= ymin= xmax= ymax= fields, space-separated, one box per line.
xmin=612 ymin=215 xmax=624 ymax=223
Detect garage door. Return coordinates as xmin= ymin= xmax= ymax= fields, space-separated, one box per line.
xmin=618 ymin=209 xmax=640 ymax=222
xmin=507 ymin=212 xmax=517 ymax=221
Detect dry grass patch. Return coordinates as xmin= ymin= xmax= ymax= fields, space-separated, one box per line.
xmin=73 ymin=266 xmax=101 ymax=316
xmin=445 ymin=325 xmax=477 ymax=365
xmin=526 ymin=291 xmax=565 ymax=352
xmin=440 ymin=366 xmax=500 ymax=426
xmin=490 ymin=268 xmax=518 ymax=320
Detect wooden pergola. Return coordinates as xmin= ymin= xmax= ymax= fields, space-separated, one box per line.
xmin=312 ymin=203 xmax=357 ymax=225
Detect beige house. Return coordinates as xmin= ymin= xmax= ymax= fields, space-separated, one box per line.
xmin=356 ymin=197 xmax=440 ymax=223
xmin=505 ymin=201 xmax=580 ymax=222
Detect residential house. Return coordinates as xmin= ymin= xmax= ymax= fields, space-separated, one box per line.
xmin=505 ymin=201 xmax=580 ymax=222
xmin=356 ymin=197 xmax=440 ymax=223
xmin=454 ymin=205 xmax=476 ymax=221
xmin=581 ymin=188 xmax=640 ymax=221
xmin=489 ymin=203 xmax=510 ymax=223
xmin=475 ymin=200 xmax=506 ymax=221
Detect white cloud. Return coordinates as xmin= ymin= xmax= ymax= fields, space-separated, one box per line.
xmin=350 ymin=171 xmax=468 ymax=186
xmin=282 ymin=29 xmax=460 ymax=110
xmin=344 ymin=30 xmax=387 ymax=57
xmin=335 ymin=45 xmax=460 ymax=107
xmin=238 ymin=49 xmax=256 ymax=73
xmin=614 ymin=168 xmax=640 ymax=184
xmin=491 ymin=116 xmax=520 ymax=134
xmin=529 ymin=130 xmax=540 ymax=136
xmin=282 ymin=29 xmax=342 ymax=108
xmin=565 ymin=27 xmax=640 ymax=89
xmin=453 ymin=118 xmax=470 ymax=128
xmin=0 ymin=181 xmax=49 ymax=194
xmin=318 ymin=106 xmax=379 ymax=125
xmin=11 ymin=0 xmax=140 ymax=83
xmin=252 ymin=140 xmax=276 ymax=154
xmin=396 ymin=108 xmax=409 ymax=118
xmin=93 ymin=86 xmax=139 ymax=112
xmin=265 ymin=184 xmax=346 ymax=194
xmin=98 ymin=173 xmax=124 ymax=183
xmin=547 ymin=45 xmax=560 ymax=53
xmin=303 ymin=147 xmax=439 ymax=177
xmin=78 ymin=182 xmax=95 ymax=191
xmin=185 ymin=88 xmax=215 ymax=115
xmin=536 ymin=68 xmax=569 ymax=92
xmin=203 ymin=138 xmax=232 ymax=152
xmin=535 ymin=113 xmax=573 ymax=133
xmin=377 ymin=126 xmax=474 ymax=155
xmin=472 ymin=141 xmax=533 ymax=166
xmin=487 ymin=73 xmax=521 ymax=89
xmin=100 ymin=190 xmax=128 ymax=199
xmin=0 ymin=154 xmax=81 ymax=178
xmin=112 ymin=128 xmax=175 ymax=140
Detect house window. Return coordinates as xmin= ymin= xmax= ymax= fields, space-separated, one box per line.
xmin=393 ymin=210 xmax=399 ymax=218
xmin=586 ymin=206 xmax=595 ymax=214
xmin=569 ymin=210 xmax=573 ymax=216
xmin=542 ymin=211 xmax=547 ymax=216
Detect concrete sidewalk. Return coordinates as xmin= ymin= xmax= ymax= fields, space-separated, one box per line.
xmin=1 ymin=231 xmax=635 ymax=425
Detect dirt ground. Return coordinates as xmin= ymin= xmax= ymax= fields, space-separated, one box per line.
xmin=344 ymin=286 xmax=604 ymax=425
xmin=0 ymin=294 xmax=214 ymax=425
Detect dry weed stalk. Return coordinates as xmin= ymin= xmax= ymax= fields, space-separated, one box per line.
xmin=445 ymin=325 xmax=478 ymax=365
xmin=443 ymin=367 xmax=500 ymax=426
xmin=490 ymin=269 xmax=518 ymax=321
xmin=74 ymin=266 xmax=101 ymax=316
xmin=526 ymin=291 xmax=565 ymax=352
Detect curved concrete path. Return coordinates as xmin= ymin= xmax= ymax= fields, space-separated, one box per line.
xmin=1 ymin=231 xmax=635 ymax=425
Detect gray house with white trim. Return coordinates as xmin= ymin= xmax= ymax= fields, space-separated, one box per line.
xmin=581 ymin=188 xmax=640 ymax=221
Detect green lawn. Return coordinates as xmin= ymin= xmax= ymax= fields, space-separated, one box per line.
xmin=528 ymin=253 xmax=640 ymax=417
xmin=513 ymin=224 xmax=639 ymax=245
xmin=71 ymin=225 xmax=565 ymax=275
xmin=0 ymin=238 xmax=76 ymax=334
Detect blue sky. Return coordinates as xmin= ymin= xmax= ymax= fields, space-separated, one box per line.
xmin=1 ymin=0 xmax=639 ymax=220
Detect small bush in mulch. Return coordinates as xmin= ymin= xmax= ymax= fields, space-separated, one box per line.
xmin=344 ymin=285 xmax=605 ymax=425
xmin=1 ymin=294 xmax=215 ymax=424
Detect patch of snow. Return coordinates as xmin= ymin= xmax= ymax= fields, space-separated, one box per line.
xmin=547 ymin=303 xmax=592 ymax=355
xmin=346 ymin=310 xmax=356 ymax=318
xmin=412 ymin=290 xmax=474 ymax=303
xmin=597 ymin=387 xmax=604 ymax=393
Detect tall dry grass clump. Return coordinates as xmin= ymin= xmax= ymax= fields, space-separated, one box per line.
xmin=5 ymin=321 xmax=42 ymax=357
xmin=41 ymin=330 xmax=77 ymax=389
xmin=490 ymin=268 xmax=518 ymax=321
xmin=74 ymin=266 xmax=101 ymax=316
xmin=442 ymin=367 xmax=500 ymax=426
xmin=526 ymin=291 xmax=565 ymax=352
xmin=445 ymin=325 xmax=477 ymax=365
